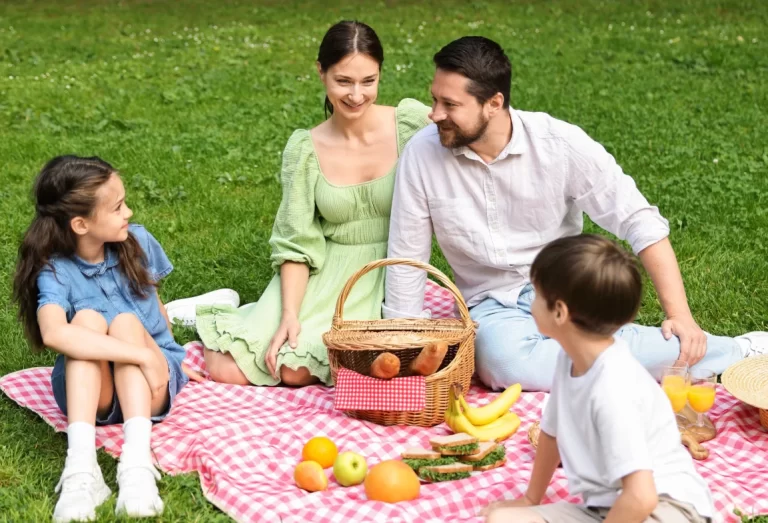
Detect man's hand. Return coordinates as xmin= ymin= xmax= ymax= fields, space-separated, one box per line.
xmin=661 ymin=313 xmax=707 ymax=366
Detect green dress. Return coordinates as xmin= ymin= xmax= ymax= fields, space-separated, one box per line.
xmin=196 ymin=99 xmax=431 ymax=385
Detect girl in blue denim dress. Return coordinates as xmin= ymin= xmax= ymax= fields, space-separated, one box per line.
xmin=12 ymin=156 xmax=199 ymax=522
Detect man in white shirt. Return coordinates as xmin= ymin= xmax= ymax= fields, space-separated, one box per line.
xmin=384 ymin=36 xmax=767 ymax=391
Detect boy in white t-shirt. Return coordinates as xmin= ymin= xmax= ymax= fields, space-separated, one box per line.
xmin=482 ymin=234 xmax=714 ymax=523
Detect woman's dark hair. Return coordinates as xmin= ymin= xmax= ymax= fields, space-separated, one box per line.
xmin=317 ymin=20 xmax=384 ymax=117
xmin=13 ymin=155 xmax=153 ymax=350
xmin=433 ymin=36 xmax=512 ymax=109
xmin=530 ymin=234 xmax=643 ymax=336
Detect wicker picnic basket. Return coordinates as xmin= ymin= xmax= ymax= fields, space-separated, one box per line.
xmin=323 ymin=258 xmax=476 ymax=427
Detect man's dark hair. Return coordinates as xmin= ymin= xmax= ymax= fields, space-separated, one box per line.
xmin=530 ymin=234 xmax=643 ymax=336
xmin=433 ymin=36 xmax=511 ymax=108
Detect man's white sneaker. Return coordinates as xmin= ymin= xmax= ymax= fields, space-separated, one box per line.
xmin=115 ymin=461 xmax=164 ymax=518
xmin=164 ymin=288 xmax=240 ymax=327
xmin=52 ymin=453 xmax=111 ymax=523
xmin=735 ymin=331 xmax=768 ymax=357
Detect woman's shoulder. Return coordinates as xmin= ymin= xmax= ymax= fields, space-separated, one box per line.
xmin=395 ymin=97 xmax=430 ymax=113
xmin=394 ymin=98 xmax=432 ymax=149
xmin=282 ymin=128 xmax=314 ymax=161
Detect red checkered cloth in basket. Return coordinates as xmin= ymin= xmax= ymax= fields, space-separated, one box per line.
xmin=334 ymin=368 xmax=426 ymax=411
xmin=3 ymin=340 xmax=767 ymax=522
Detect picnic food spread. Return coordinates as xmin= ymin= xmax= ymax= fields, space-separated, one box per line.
xmin=366 ymin=341 xmax=451 ymax=380
xmin=429 ymin=433 xmax=480 ymax=456
xmin=302 ymin=436 xmax=338 ymax=469
xmin=401 ymin=448 xmax=457 ymax=471
xmin=333 ymin=451 xmax=368 ymax=487
xmin=409 ymin=341 xmax=449 ymax=376
xmin=401 ymin=436 xmax=508 ymax=482
xmin=418 ymin=462 xmax=473 ymax=482
xmin=364 ymin=460 xmax=421 ymax=502
xmin=445 ymin=383 xmax=521 ymax=442
xmin=294 ymin=461 xmax=328 ymax=492
xmin=459 ymin=441 xmax=507 ymax=471
xmin=369 ymin=352 xmax=401 ymax=379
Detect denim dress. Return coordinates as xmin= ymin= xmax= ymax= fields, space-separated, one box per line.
xmin=37 ymin=224 xmax=188 ymax=424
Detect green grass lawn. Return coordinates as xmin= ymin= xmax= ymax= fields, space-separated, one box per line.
xmin=1 ymin=0 xmax=766 ymax=520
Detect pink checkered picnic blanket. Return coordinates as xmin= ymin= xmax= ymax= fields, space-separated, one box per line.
xmin=3 ymin=342 xmax=767 ymax=522
xmin=1 ymin=279 xmax=767 ymax=522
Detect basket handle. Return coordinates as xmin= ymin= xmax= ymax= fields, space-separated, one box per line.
xmin=331 ymin=258 xmax=473 ymax=330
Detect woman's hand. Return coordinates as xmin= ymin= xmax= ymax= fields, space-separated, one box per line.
xmin=265 ymin=314 xmax=301 ymax=379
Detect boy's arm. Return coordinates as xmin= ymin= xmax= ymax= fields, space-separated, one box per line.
xmin=480 ymin=431 xmax=560 ymax=515
xmin=524 ymin=431 xmax=561 ymax=504
xmin=603 ymin=470 xmax=658 ymax=523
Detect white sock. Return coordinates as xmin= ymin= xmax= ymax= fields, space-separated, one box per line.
xmin=736 ymin=337 xmax=751 ymax=357
xmin=121 ymin=417 xmax=152 ymax=463
xmin=67 ymin=422 xmax=96 ymax=460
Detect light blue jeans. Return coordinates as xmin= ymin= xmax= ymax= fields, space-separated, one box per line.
xmin=471 ymin=284 xmax=744 ymax=391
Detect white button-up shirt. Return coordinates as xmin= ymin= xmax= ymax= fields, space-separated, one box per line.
xmin=383 ymin=108 xmax=670 ymax=317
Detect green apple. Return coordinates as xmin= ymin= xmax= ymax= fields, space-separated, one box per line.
xmin=333 ymin=451 xmax=368 ymax=487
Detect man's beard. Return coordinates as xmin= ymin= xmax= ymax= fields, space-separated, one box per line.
xmin=437 ymin=114 xmax=489 ymax=149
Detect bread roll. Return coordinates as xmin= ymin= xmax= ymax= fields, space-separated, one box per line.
xmin=370 ymin=352 xmax=401 ymax=379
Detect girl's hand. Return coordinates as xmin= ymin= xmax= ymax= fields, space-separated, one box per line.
xmin=265 ymin=315 xmax=301 ymax=380
xmin=139 ymin=348 xmax=170 ymax=399
xmin=182 ymin=362 xmax=208 ymax=383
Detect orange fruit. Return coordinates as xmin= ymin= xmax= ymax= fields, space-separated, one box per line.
xmin=364 ymin=460 xmax=420 ymax=503
xmin=301 ymin=436 xmax=338 ymax=469
xmin=294 ymin=461 xmax=328 ymax=492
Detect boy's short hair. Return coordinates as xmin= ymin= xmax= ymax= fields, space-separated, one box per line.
xmin=530 ymin=234 xmax=643 ymax=336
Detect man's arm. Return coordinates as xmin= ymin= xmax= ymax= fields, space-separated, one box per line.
xmin=639 ymin=238 xmax=707 ymax=364
xmin=565 ymin=125 xmax=705 ymax=364
xmin=383 ymin=142 xmax=434 ymax=318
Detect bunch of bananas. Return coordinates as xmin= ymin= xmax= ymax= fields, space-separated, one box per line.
xmin=444 ymin=382 xmax=522 ymax=442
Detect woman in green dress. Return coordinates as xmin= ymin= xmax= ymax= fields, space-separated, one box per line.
xmin=196 ymin=20 xmax=432 ymax=387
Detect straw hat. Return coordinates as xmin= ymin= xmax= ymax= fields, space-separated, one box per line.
xmin=721 ymin=354 xmax=768 ymax=428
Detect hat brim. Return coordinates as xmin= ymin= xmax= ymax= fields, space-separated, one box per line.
xmin=721 ymin=354 xmax=768 ymax=410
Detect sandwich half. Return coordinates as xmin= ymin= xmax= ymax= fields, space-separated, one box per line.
xmin=401 ymin=448 xmax=457 ymax=472
xmin=429 ymin=433 xmax=480 ymax=456
xmin=418 ymin=462 xmax=473 ymax=482
xmin=459 ymin=441 xmax=507 ymax=471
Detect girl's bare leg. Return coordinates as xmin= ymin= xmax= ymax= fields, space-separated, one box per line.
xmin=107 ymin=313 xmax=166 ymax=518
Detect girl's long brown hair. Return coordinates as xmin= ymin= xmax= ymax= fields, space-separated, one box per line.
xmin=12 ymin=155 xmax=154 ymax=350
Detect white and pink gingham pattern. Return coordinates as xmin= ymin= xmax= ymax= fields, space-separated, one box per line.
xmin=1 ymin=280 xmax=766 ymax=522
xmin=3 ymin=340 xmax=767 ymax=522
xmin=423 ymin=279 xmax=457 ymax=319
xmin=334 ymin=368 xmax=426 ymax=411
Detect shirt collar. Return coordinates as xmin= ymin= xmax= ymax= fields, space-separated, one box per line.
xmin=451 ymin=107 xmax=528 ymax=162
xmin=73 ymin=246 xmax=119 ymax=277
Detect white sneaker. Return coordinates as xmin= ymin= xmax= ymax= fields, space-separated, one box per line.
xmin=736 ymin=331 xmax=768 ymax=357
xmin=115 ymin=460 xmax=164 ymax=518
xmin=53 ymin=453 xmax=111 ymax=523
xmin=165 ymin=288 xmax=240 ymax=327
